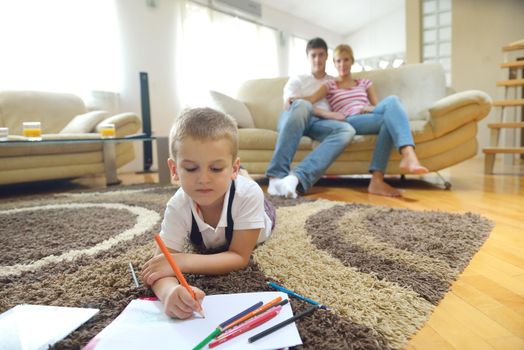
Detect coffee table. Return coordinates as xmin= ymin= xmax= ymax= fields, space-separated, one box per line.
xmin=0 ymin=134 xmax=171 ymax=186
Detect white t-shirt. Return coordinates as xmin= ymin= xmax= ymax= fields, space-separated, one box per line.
xmin=159 ymin=175 xmax=273 ymax=251
xmin=283 ymin=74 xmax=334 ymax=111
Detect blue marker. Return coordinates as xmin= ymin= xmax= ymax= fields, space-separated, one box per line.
xmin=267 ymin=281 xmax=328 ymax=310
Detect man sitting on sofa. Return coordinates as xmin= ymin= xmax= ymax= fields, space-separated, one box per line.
xmin=266 ymin=37 xmax=356 ymax=198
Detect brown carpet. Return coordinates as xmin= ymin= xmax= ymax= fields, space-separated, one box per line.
xmin=0 ymin=184 xmax=493 ymax=349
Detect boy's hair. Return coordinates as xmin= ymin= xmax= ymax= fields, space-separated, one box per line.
xmin=169 ymin=107 xmax=239 ymax=161
xmin=333 ymin=44 xmax=355 ymax=63
xmin=306 ymin=37 xmax=328 ymax=54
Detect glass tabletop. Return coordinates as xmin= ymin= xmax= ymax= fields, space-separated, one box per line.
xmin=0 ymin=133 xmax=155 ymax=145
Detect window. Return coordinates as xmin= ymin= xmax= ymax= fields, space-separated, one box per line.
xmin=0 ymin=0 xmax=121 ymax=95
xmin=422 ymin=0 xmax=452 ymax=85
xmin=352 ymin=53 xmax=405 ymax=73
xmin=177 ymin=2 xmax=279 ymax=107
xmin=287 ymin=36 xmax=308 ymax=77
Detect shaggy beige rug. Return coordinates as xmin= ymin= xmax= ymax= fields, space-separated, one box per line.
xmin=0 ymin=184 xmax=493 ymax=349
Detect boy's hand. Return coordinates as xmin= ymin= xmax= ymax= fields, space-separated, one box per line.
xmin=141 ymin=254 xmax=179 ymax=286
xmin=164 ymin=285 xmax=205 ymax=319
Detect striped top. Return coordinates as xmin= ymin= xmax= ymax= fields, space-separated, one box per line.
xmin=324 ymin=78 xmax=373 ymax=116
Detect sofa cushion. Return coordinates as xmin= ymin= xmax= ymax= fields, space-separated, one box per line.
xmin=0 ymin=91 xmax=87 ymax=134
xmin=238 ymin=128 xmax=312 ymax=150
xmin=208 ymin=90 xmax=255 ymax=128
xmin=60 ymin=111 xmax=110 ymax=133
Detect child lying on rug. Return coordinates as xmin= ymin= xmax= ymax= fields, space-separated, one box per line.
xmin=141 ymin=107 xmax=276 ymax=319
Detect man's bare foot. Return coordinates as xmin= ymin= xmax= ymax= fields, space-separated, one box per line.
xmin=368 ymin=178 xmax=402 ymax=197
xmin=399 ymin=146 xmax=429 ymax=174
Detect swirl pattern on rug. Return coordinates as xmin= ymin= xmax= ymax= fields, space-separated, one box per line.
xmin=0 ymin=185 xmax=493 ymax=349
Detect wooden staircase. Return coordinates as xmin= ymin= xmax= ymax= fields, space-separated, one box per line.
xmin=483 ymin=40 xmax=524 ymax=174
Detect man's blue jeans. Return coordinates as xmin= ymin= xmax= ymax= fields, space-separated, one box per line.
xmin=345 ymin=95 xmax=414 ymax=173
xmin=266 ymin=99 xmax=355 ymax=192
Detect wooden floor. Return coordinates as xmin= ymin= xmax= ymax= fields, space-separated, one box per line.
xmin=19 ymin=157 xmax=524 ymax=349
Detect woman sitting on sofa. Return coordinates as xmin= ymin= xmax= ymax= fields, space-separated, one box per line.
xmin=295 ymin=44 xmax=428 ymax=197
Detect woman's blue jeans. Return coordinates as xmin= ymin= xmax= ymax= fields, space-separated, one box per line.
xmin=266 ymin=99 xmax=355 ymax=192
xmin=345 ymin=95 xmax=414 ymax=173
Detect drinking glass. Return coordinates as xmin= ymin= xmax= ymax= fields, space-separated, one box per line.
xmin=23 ymin=122 xmax=42 ymax=141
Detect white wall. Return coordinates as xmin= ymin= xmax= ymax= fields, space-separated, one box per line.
xmin=115 ymin=0 xmax=342 ymax=172
xmin=452 ymin=0 xmax=524 ymax=155
xmin=114 ymin=0 xmax=178 ymax=172
xmin=344 ymin=6 xmax=405 ymax=59
xmin=261 ymin=5 xmax=343 ymax=49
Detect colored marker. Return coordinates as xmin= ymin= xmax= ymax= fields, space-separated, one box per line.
xmin=192 ymin=301 xmax=263 ymax=350
xmin=221 ymin=297 xmax=284 ymax=331
xmin=218 ymin=301 xmax=263 ymax=330
xmin=248 ymin=305 xmax=319 ymax=343
xmin=128 ymin=262 xmax=140 ymax=287
xmin=209 ymin=306 xmax=282 ymax=348
xmin=216 ymin=299 xmax=288 ymax=340
xmin=192 ymin=328 xmax=221 ymax=350
xmin=267 ymin=281 xmax=327 ymax=309
xmin=154 ymin=234 xmax=204 ymax=318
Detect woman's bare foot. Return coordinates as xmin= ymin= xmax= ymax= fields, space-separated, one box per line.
xmin=368 ymin=173 xmax=402 ymax=197
xmin=399 ymin=146 xmax=429 ymax=174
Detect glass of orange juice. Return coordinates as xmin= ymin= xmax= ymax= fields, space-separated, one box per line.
xmin=23 ymin=122 xmax=42 ymax=141
xmin=99 ymin=123 xmax=116 ymax=138
xmin=0 ymin=127 xmax=8 ymax=141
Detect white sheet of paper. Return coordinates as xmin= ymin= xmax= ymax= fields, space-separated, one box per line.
xmin=0 ymin=304 xmax=99 ymax=350
xmin=88 ymin=291 xmax=302 ymax=350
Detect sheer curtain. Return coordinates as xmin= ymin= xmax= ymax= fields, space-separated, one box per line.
xmin=0 ymin=0 xmax=121 ymax=97
xmin=176 ymin=2 xmax=280 ymax=108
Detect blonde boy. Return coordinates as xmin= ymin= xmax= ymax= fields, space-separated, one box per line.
xmin=142 ymin=107 xmax=275 ymax=319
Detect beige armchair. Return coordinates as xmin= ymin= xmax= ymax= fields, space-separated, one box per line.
xmin=0 ymin=90 xmax=141 ymax=185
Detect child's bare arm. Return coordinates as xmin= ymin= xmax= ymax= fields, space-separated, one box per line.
xmin=151 ymin=277 xmax=205 ymax=319
xmin=141 ymin=245 xmax=180 ymax=285
xmin=175 ymin=228 xmax=260 ymax=275
xmin=143 ymin=228 xmax=260 ymax=285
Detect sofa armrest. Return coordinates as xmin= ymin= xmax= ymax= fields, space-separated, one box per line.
xmin=429 ymin=90 xmax=492 ymax=137
xmin=97 ymin=112 xmax=141 ymax=137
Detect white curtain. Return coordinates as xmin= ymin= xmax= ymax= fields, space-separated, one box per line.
xmin=176 ymin=2 xmax=280 ymax=108
xmin=0 ymin=0 xmax=121 ymax=96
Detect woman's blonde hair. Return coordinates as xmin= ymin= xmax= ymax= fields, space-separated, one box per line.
xmin=333 ymin=44 xmax=355 ymax=63
xmin=169 ymin=107 xmax=238 ymax=161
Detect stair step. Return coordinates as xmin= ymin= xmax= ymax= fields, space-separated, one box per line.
xmin=483 ymin=147 xmax=524 ymax=155
xmin=503 ymin=43 xmax=524 ymax=52
xmin=496 ymin=79 xmax=524 ymax=87
xmin=488 ymin=122 xmax=524 ymax=129
xmin=500 ymin=61 xmax=524 ymax=69
xmin=493 ymin=99 xmax=524 ymax=107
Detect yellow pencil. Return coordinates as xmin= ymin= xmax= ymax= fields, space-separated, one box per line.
xmin=154 ymin=234 xmax=205 ymax=317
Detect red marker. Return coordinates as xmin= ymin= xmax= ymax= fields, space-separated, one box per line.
xmin=208 ymin=306 xmax=282 ymax=348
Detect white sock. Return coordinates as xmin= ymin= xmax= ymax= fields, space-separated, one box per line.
xmin=267 ymin=178 xmax=283 ymax=196
xmin=278 ymin=174 xmax=299 ymax=199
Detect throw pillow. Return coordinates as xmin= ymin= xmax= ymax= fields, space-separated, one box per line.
xmin=208 ymin=91 xmax=255 ymax=128
xmin=60 ymin=111 xmax=110 ymax=133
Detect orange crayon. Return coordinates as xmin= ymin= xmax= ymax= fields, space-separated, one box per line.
xmin=154 ymin=234 xmax=205 ymax=317
xmin=221 ymin=296 xmax=283 ymax=331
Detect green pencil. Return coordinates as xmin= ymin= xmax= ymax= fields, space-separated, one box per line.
xmin=192 ymin=328 xmax=221 ymax=350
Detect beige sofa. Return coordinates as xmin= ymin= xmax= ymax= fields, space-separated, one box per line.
xmin=215 ymin=63 xmax=491 ymax=184
xmin=0 ymin=91 xmax=141 ymax=185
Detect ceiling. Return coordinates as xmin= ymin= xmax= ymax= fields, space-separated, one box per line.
xmin=258 ymin=0 xmax=404 ymax=36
